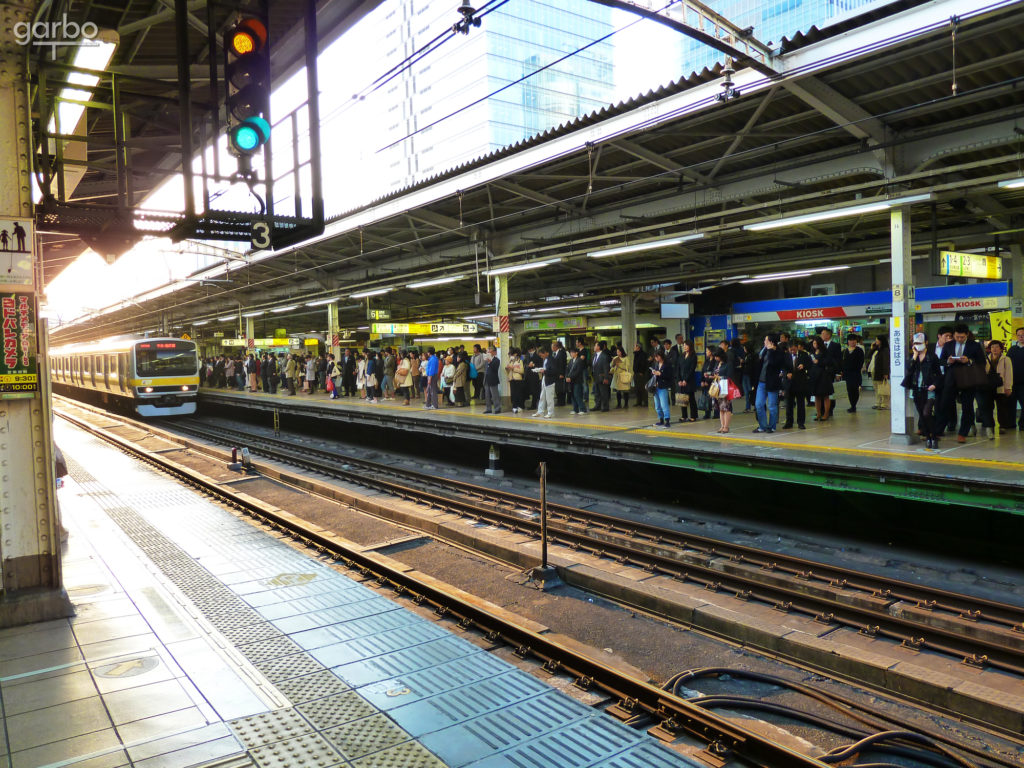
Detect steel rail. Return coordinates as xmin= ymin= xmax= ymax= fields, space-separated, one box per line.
xmin=56 ymin=408 xmax=830 ymax=768
xmin=148 ymin=415 xmax=1024 ymax=677
xmin=175 ymin=417 xmax=1024 ymax=631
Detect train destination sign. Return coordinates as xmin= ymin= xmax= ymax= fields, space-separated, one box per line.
xmin=935 ymin=250 xmax=1002 ymax=279
xmin=371 ymin=322 xmax=478 ymax=335
xmin=1 ymin=291 xmax=38 ymax=397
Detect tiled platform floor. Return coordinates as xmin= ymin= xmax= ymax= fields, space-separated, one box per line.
xmin=0 ymin=419 xmax=698 ymax=768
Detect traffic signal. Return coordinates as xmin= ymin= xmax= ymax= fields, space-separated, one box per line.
xmin=224 ymin=16 xmax=271 ymax=158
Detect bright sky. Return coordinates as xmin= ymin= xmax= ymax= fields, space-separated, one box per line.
xmin=43 ymin=7 xmax=688 ymax=326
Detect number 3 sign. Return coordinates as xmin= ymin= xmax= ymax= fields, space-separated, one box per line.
xmin=251 ymin=221 xmax=272 ymax=250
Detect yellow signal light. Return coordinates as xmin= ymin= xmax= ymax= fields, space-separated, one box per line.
xmin=231 ymin=30 xmax=255 ymax=55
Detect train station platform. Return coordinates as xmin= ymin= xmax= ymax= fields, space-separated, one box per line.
xmin=197 ymin=387 xmax=1024 ymax=516
xmin=0 ymin=418 xmax=697 ymax=768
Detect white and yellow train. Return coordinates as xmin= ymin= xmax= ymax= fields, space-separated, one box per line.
xmin=51 ymin=337 xmax=200 ymax=416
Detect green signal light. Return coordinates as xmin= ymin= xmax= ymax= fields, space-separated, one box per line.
xmin=233 ymin=124 xmax=260 ymax=151
xmin=229 ymin=116 xmax=271 ymax=155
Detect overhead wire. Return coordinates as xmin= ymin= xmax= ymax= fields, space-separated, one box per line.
xmin=317 ymin=0 xmax=510 ymax=128
xmin=376 ymin=0 xmax=671 ymax=153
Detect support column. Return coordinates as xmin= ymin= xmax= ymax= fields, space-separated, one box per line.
xmin=0 ymin=0 xmax=72 ymax=626
xmin=889 ymin=206 xmax=914 ymax=441
xmin=245 ymin=317 xmax=255 ymax=356
xmin=494 ymin=275 xmax=510 ymax=397
xmin=619 ymin=294 xmax=636 ymax=350
xmin=327 ymin=302 xmax=340 ymax=360
xmin=1010 ymin=244 xmax=1024 ymax=318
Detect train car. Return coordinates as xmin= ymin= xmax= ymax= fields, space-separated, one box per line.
xmin=51 ymin=337 xmax=200 ymax=416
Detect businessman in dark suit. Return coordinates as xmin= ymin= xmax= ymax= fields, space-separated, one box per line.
xmin=937 ymin=323 xmax=985 ymax=442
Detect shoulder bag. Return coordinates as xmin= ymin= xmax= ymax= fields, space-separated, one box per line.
xmin=952 ymin=362 xmax=987 ymax=390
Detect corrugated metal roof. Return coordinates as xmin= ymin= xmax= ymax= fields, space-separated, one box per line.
xmin=326 ymin=62 xmax=727 ymax=223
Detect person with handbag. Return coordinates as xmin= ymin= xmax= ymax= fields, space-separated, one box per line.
xmin=901 ymin=333 xmax=943 ymax=449
xmin=710 ymin=349 xmax=734 ymax=433
xmin=979 ymin=340 xmax=1013 ymax=436
xmin=395 ymin=352 xmax=413 ymax=405
xmin=937 ymin=324 xmax=986 ymax=442
xmin=611 ymin=346 xmax=632 ymax=408
xmin=649 ymin=350 xmax=673 ymax=428
xmin=676 ymin=340 xmax=699 ymax=422
xmin=699 ymin=346 xmax=717 ymax=419
xmin=505 ymin=349 xmax=526 ymax=414
xmin=869 ymin=336 xmax=890 ymax=410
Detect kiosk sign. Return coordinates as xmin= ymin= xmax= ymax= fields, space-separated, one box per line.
xmin=0 ymin=292 xmax=38 ymax=396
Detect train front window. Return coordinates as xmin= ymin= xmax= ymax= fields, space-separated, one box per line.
xmin=136 ymin=342 xmax=197 ymax=377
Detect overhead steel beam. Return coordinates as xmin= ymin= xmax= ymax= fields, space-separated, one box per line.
xmin=781 ymin=77 xmax=888 ymax=146
xmin=491 ymin=179 xmax=580 ymax=216
xmin=586 ymin=0 xmax=773 ymax=71
xmin=612 ymin=138 xmax=711 ymax=186
xmin=118 ymin=0 xmax=207 ymax=36
xmin=406 ymin=209 xmax=471 ymax=237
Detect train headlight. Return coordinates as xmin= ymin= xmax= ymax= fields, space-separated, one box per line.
xmin=143 ymin=386 xmax=154 ymax=393
xmin=181 ymin=385 xmax=191 ymax=391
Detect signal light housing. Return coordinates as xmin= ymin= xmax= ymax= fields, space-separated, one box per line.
xmin=224 ymin=15 xmax=271 ymax=158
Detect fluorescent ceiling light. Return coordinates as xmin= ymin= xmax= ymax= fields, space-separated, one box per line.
xmin=271 ymin=305 xmax=298 ymax=313
xmin=217 ymin=315 xmax=235 ymax=322
xmin=242 ymin=310 xmax=264 ymax=317
xmin=741 ymin=273 xmax=812 ymax=284
xmin=998 ymin=178 xmax=1024 ymax=189
xmin=192 ymin=320 xmax=209 ymax=326
xmin=740 ymin=266 xmax=849 ymax=284
xmin=357 ymin=326 xmax=369 ymax=330
xmin=744 ymin=193 xmax=933 ymax=231
xmin=587 ymin=234 xmax=704 ymax=258
xmin=306 ymin=297 xmax=339 ymax=306
xmin=483 ymin=258 xmax=562 ymax=276
xmin=461 ymin=313 xmax=494 ymax=320
xmin=406 ymin=275 xmax=466 ymax=289
xmin=749 ymin=265 xmax=850 ymax=280
xmin=350 ymin=287 xmax=391 ymax=299
xmin=599 ymin=299 xmax=621 ymax=305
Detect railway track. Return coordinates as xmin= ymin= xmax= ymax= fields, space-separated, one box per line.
xmin=54 ymin=398 xmax=1024 ymax=768
xmin=55 ymin=401 xmax=834 ymax=768
xmin=164 ymin=415 xmax=1024 ymax=679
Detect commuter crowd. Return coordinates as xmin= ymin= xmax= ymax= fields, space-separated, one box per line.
xmin=199 ymin=324 xmax=1024 ymax=448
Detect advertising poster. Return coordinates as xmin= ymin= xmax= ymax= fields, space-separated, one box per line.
xmin=1 ymin=291 xmax=38 ymax=397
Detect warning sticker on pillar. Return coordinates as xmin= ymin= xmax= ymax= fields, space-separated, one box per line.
xmin=498 ymin=315 xmax=510 ymax=333
xmin=0 ymin=291 xmax=38 ymax=397
xmin=247 ymin=338 xmax=255 ymax=350
xmin=331 ymin=334 xmax=340 ymax=347
xmin=0 ymin=218 xmax=33 ymax=286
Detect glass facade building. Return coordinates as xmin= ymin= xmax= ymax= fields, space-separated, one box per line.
xmin=315 ymin=0 xmax=894 ymax=216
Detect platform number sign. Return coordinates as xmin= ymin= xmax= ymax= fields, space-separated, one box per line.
xmin=251 ymin=221 xmax=272 ymax=250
